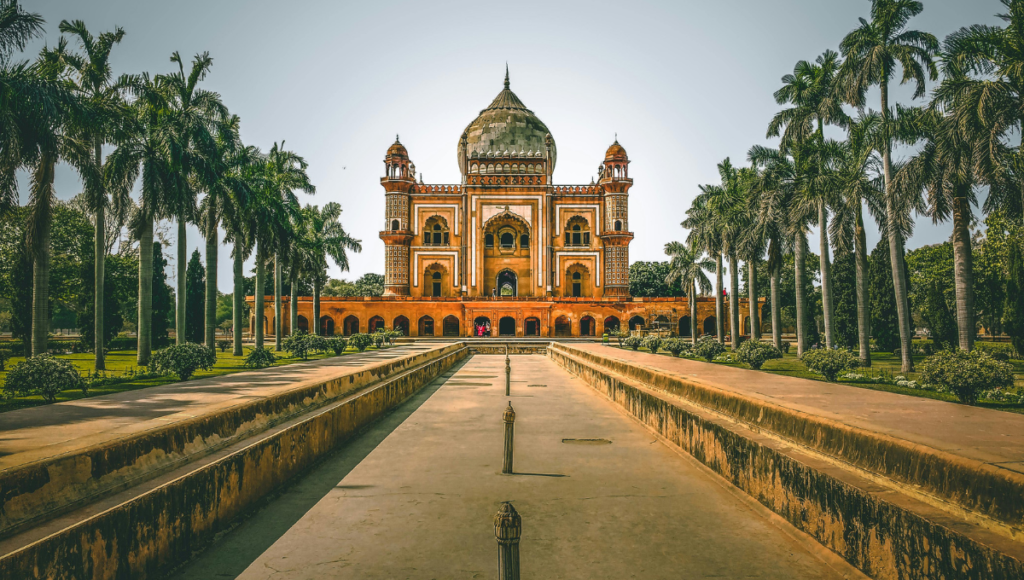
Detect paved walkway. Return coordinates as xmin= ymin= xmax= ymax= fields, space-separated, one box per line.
xmin=0 ymin=345 xmax=439 ymax=471
xmin=571 ymin=343 xmax=1024 ymax=473
xmin=179 ymin=355 xmax=861 ymax=579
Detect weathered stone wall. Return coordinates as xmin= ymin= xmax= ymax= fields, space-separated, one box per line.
xmin=548 ymin=343 xmax=1024 ymax=580
xmin=0 ymin=344 xmax=465 ymax=547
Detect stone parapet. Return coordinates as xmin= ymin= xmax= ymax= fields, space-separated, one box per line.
xmin=548 ymin=343 xmax=1024 ymax=579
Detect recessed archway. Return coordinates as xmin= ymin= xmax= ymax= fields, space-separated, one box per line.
xmin=496 ymin=269 xmax=517 ymax=297
xmin=679 ymin=316 xmax=692 ymax=337
xmin=628 ymin=315 xmax=645 ymax=331
xmin=415 ymin=316 xmax=432 ymax=337
xmin=319 ymin=316 xmax=334 ymax=336
xmin=393 ymin=316 xmax=409 ymax=336
xmin=343 ymin=315 xmax=359 ymax=336
xmin=554 ymin=315 xmax=572 ymax=337
xmin=498 ymin=316 xmax=516 ymax=336
xmin=703 ymin=316 xmax=717 ymax=336
xmin=603 ymin=316 xmax=620 ymax=333
xmin=473 ymin=316 xmax=492 ymax=337
xmin=580 ymin=315 xmax=595 ymax=337
xmin=525 ymin=317 xmax=540 ymax=336
xmin=369 ymin=316 xmax=385 ymax=333
xmin=443 ymin=315 xmax=460 ymax=337
xmin=297 ymin=315 xmax=309 ymax=333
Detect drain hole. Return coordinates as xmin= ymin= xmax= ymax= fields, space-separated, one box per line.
xmin=562 ymin=438 xmax=612 ymax=445
xmin=527 ymin=384 xmax=547 ymax=388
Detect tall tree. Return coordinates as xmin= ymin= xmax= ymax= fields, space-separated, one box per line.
xmin=45 ymin=20 xmax=125 ymax=370
xmin=683 ymin=193 xmax=725 ymax=342
xmin=301 ymin=202 xmax=361 ymax=335
xmin=831 ymin=249 xmax=860 ymax=349
xmin=157 ymin=51 xmax=226 ymax=345
xmin=221 ymin=144 xmax=261 ymax=355
xmin=839 ymin=0 xmax=939 ymax=371
xmin=665 ymin=241 xmax=714 ymax=345
xmin=184 ymin=248 xmax=205 ymax=343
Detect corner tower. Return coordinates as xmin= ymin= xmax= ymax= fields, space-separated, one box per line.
xmin=599 ymin=139 xmax=634 ymax=297
xmin=380 ymin=136 xmax=415 ymax=296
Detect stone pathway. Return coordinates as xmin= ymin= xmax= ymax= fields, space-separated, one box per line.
xmin=570 ymin=343 xmax=1024 ymax=473
xmin=0 ymin=345 xmax=439 ymax=470
xmin=182 ymin=354 xmax=861 ymax=579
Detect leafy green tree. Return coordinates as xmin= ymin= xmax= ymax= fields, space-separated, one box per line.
xmin=150 ymin=241 xmax=172 ymax=349
xmin=905 ymin=243 xmax=954 ymax=342
xmin=831 ymin=250 xmax=859 ymax=350
xmin=975 ymin=213 xmax=1010 ymax=337
xmin=184 ymin=249 xmax=205 ymax=344
xmin=628 ymin=261 xmax=684 ymax=298
xmin=839 ymin=0 xmax=939 ymax=371
xmin=869 ymin=236 xmax=909 ymax=351
xmin=354 ymin=273 xmax=385 ymax=297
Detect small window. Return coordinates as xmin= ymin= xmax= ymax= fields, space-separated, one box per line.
xmin=573 ymin=272 xmax=581 ymax=281
xmin=485 ymin=233 xmax=494 ymax=248
xmin=614 ymin=219 xmax=622 ymax=231
xmin=520 ymin=234 xmax=529 ymax=249
xmin=432 ymin=271 xmax=441 ymax=280
xmin=391 ymin=219 xmax=400 ymax=231
xmin=571 ymin=224 xmax=582 ymax=246
xmin=500 ymin=232 xmax=515 ymax=248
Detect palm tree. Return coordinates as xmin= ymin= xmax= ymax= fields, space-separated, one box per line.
xmin=221 ymin=144 xmax=261 ymax=356
xmin=840 ymin=0 xmax=939 ymax=372
xmin=45 ymin=20 xmax=125 ymax=371
xmin=262 ymin=142 xmax=314 ymax=349
xmin=0 ymin=0 xmax=43 ymax=58
xmin=683 ymin=193 xmax=725 ymax=342
xmin=665 ymin=241 xmax=713 ymax=345
xmin=157 ymin=51 xmax=226 ymax=345
xmin=301 ymin=202 xmax=362 ymax=336
xmin=105 ymin=73 xmax=174 ymax=366
xmin=286 ymin=209 xmax=311 ymax=336
xmin=768 ymin=51 xmax=849 ymax=349
xmin=828 ymin=112 xmax=885 ymax=365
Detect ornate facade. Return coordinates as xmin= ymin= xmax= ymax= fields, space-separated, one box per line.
xmin=249 ymin=71 xmax=762 ymax=338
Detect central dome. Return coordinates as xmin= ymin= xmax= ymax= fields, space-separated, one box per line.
xmin=460 ymin=69 xmax=556 ymax=171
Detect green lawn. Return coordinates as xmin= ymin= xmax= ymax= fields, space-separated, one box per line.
xmin=0 ymin=345 xmax=388 ymax=414
xmin=608 ymin=344 xmax=1024 ymax=414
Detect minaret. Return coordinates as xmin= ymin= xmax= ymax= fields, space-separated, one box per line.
xmin=380 ymin=136 xmax=414 ymax=296
xmin=599 ymin=138 xmax=634 ymax=297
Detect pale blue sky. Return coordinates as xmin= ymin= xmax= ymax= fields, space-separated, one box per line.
xmin=17 ymin=0 xmax=1004 ymax=292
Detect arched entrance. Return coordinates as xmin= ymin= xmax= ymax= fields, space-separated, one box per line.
xmin=418 ymin=316 xmax=434 ymax=337
xmin=580 ymin=316 xmax=595 ymax=336
xmin=496 ymin=269 xmax=517 ymax=297
xmin=525 ymin=317 xmax=540 ymax=336
xmin=554 ymin=315 xmax=572 ymax=337
xmin=703 ymin=316 xmax=717 ymax=336
xmin=393 ymin=316 xmax=409 ymax=336
xmin=343 ymin=315 xmax=359 ymax=336
xmin=443 ymin=315 xmax=460 ymax=337
xmin=679 ymin=316 xmax=692 ymax=337
xmin=628 ymin=315 xmax=645 ymax=331
xmin=297 ymin=315 xmax=309 ymax=333
xmin=369 ymin=316 xmax=385 ymax=333
xmin=604 ymin=316 xmax=620 ymax=333
xmin=319 ymin=316 xmax=334 ymax=336
xmin=498 ymin=316 xmax=516 ymax=336
xmin=473 ymin=316 xmax=492 ymax=337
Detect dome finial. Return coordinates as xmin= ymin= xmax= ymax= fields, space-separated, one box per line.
xmin=395 ymin=133 xmax=400 ymax=143
xmin=504 ymin=63 xmax=509 ymax=89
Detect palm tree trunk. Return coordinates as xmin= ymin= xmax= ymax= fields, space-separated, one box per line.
xmin=880 ymin=78 xmax=914 ymax=373
xmin=94 ymin=147 xmax=106 ymax=371
xmin=770 ymin=260 xmax=782 ymax=349
xmin=31 ymin=155 xmax=56 ymax=358
xmin=729 ymin=254 xmax=739 ymax=349
xmin=715 ymin=253 xmax=724 ymax=342
xmin=952 ymin=192 xmax=975 ymax=351
xmin=255 ymin=245 xmax=265 ymax=349
xmin=232 ymin=240 xmax=244 ymax=356
xmin=690 ymin=280 xmax=698 ymax=345
xmin=274 ymin=253 xmax=283 ymax=350
xmin=290 ymin=274 xmax=298 ymax=336
xmin=205 ymin=199 xmax=218 ymax=353
xmin=794 ymin=232 xmax=808 ymax=357
xmin=747 ymin=259 xmax=760 ymax=341
xmin=819 ymin=202 xmax=835 ymax=349
xmin=137 ymin=217 xmax=154 ymax=366
xmin=313 ymin=279 xmax=321 ymax=336
xmin=176 ymin=219 xmax=186 ymax=345
xmin=854 ymin=207 xmax=871 ymax=366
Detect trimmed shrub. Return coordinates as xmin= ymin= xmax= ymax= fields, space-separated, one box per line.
xmin=920 ymin=349 xmax=1015 ymax=405
xmin=622 ymin=336 xmax=642 ymax=351
xmin=991 ymin=352 xmax=1010 ymax=362
xmin=350 ymin=333 xmax=373 ymax=352
xmin=327 ymin=337 xmax=348 ymax=355
xmin=662 ymin=338 xmax=690 ymax=357
xmin=779 ymin=340 xmax=791 ymax=355
xmin=243 ymin=346 xmax=277 ymax=369
xmin=974 ymin=342 xmax=1019 ymax=360
xmin=309 ymin=335 xmax=329 ymax=354
xmin=694 ymin=335 xmax=725 ymax=362
xmin=3 ymin=355 xmax=85 ymax=402
xmin=372 ymin=331 xmax=386 ymax=348
xmin=642 ymin=335 xmax=662 ymax=354
xmin=736 ymin=340 xmax=783 ymax=370
xmin=217 ymin=339 xmax=230 ymax=353
xmin=613 ymin=330 xmax=629 ymax=348
xmin=801 ymin=348 xmax=858 ymax=382
xmin=283 ymin=331 xmax=314 ymax=360
xmin=150 ymin=343 xmax=216 ymax=381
